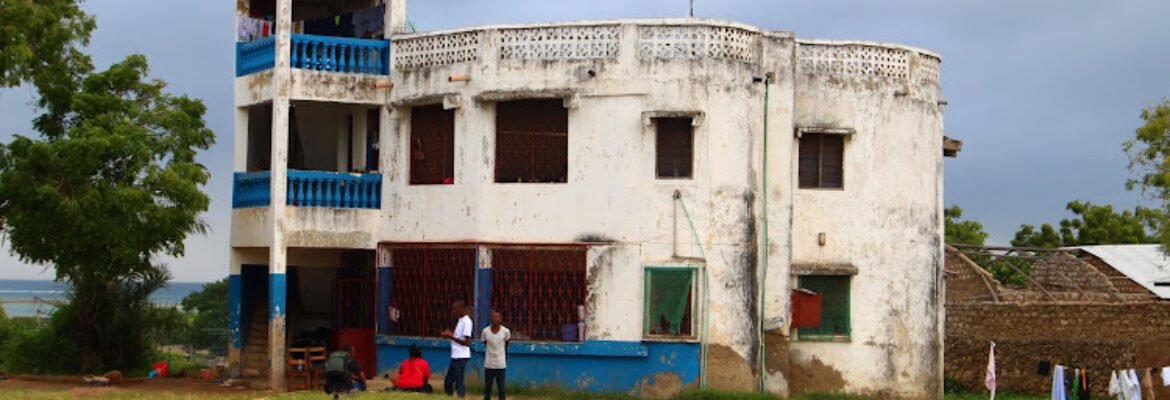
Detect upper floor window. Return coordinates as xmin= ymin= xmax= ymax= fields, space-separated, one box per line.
xmin=655 ymin=118 xmax=694 ymax=179
xmin=495 ymin=99 xmax=568 ymax=183
xmin=410 ymin=105 xmax=455 ymax=185
xmin=798 ymin=132 xmax=844 ymax=189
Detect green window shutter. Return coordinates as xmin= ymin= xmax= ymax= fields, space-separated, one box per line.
xmin=644 ymin=266 xmax=696 ymax=337
xmin=797 ymin=275 xmax=851 ymax=339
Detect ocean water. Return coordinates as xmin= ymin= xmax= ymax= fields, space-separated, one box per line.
xmin=0 ymin=279 xmax=209 ymax=318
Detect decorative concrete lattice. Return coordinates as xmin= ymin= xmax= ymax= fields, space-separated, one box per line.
xmin=916 ymin=54 xmax=941 ymax=84
xmin=393 ymin=31 xmax=481 ymax=70
xmin=499 ymin=25 xmax=622 ymax=60
xmin=637 ymin=25 xmax=759 ymax=62
xmin=798 ymin=43 xmax=911 ymax=79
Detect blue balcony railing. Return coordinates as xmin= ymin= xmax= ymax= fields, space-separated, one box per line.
xmin=233 ymin=171 xmax=272 ymax=208
xmin=232 ymin=170 xmax=383 ymax=209
xmin=291 ymin=34 xmax=390 ymax=75
xmin=235 ymin=34 xmax=390 ymax=77
xmin=236 ymin=36 xmax=276 ymax=77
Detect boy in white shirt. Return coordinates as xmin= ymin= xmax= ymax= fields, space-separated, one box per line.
xmin=441 ymin=301 xmax=473 ymax=397
xmin=481 ymin=311 xmax=511 ymax=400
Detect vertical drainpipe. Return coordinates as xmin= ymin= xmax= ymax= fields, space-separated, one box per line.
xmin=758 ymin=73 xmax=773 ymax=393
xmin=268 ymin=0 xmax=293 ymax=390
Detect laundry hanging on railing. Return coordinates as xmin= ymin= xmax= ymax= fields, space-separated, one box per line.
xmin=237 ymin=15 xmax=272 ymax=42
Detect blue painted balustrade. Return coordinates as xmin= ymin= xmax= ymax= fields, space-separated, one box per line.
xmin=235 ymin=34 xmax=390 ymax=77
xmin=235 ymin=37 xmax=276 ymax=77
xmin=232 ymin=170 xmax=382 ymax=209
xmin=233 ymin=171 xmax=273 ymax=208
xmin=287 ymin=170 xmax=382 ymax=209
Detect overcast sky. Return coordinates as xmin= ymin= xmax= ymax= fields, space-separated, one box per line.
xmin=1 ymin=0 xmax=1169 ymax=282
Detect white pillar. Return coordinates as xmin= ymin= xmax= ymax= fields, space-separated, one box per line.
xmin=268 ymin=0 xmax=293 ymax=391
xmin=386 ymin=0 xmax=408 ymax=36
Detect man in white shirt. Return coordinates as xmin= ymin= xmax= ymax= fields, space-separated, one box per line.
xmin=481 ymin=311 xmax=511 ymax=400
xmin=441 ymin=300 xmax=473 ymax=397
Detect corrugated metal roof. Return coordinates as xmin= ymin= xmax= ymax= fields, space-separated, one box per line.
xmin=1073 ymin=244 xmax=1170 ymax=299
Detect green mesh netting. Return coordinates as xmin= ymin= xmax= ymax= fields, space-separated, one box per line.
xmin=646 ymin=269 xmax=693 ymax=335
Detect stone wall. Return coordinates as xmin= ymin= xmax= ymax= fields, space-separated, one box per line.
xmin=945 ymin=302 xmax=1170 ymax=396
xmin=944 ymin=249 xmax=998 ymax=304
xmin=1029 ymin=253 xmax=1118 ymax=294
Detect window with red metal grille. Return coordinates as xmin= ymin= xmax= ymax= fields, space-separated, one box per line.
xmin=388 ymin=246 xmax=476 ymax=337
xmin=495 ymin=99 xmax=568 ymax=183
xmin=490 ymin=248 xmax=586 ymax=342
xmin=655 ymin=118 xmax=694 ymax=179
xmin=410 ymin=105 xmax=455 ymax=185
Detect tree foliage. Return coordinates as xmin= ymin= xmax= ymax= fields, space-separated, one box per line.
xmin=1011 ymin=201 xmax=1160 ymax=248
xmin=181 ymin=278 xmax=229 ymax=353
xmin=0 ymin=55 xmax=215 ymax=372
xmin=0 ymin=0 xmax=96 ymax=137
xmin=1125 ymin=100 xmax=1170 ymax=252
xmin=944 ymin=206 xmax=989 ymax=245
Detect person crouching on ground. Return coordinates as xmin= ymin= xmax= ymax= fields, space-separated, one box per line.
xmin=482 ymin=310 xmax=511 ymax=400
xmin=392 ymin=344 xmax=433 ymax=393
xmin=324 ymin=344 xmax=366 ymax=396
xmin=441 ymin=300 xmax=473 ymax=397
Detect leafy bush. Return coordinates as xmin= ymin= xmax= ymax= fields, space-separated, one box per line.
xmin=2 ymin=324 xmax=75 ymax=374
xmin=181 ymin=279 xmax=228 ymax=353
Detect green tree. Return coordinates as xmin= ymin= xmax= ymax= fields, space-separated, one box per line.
xmin=1011 ymin=201 xmax=1160 ymax=248
xmin=1125 ymin=100 xmax=1170 ymax=251
xmin=0 ymin=0 xmax=96 ymax=137
xmin=944 ymin=206 xmax=989 ymax=245
xmin=0 ymin=55 xmax=215 ymax=372
xmin=181 ymin=278 xmax=229 ymax=353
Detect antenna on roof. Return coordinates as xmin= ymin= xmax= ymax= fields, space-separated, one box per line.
xmin=689 ymin=0 xmax=695 ymax=17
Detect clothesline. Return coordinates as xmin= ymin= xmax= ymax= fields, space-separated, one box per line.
xmin=984 ymin=342 xmax=1170 ymax=400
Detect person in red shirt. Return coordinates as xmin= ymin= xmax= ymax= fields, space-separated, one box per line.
xmin=393 ymin=345 xmax=433 ymax=393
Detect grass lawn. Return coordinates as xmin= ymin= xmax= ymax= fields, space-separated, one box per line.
xmin=0 ymin=388 xmax=1043 ymax=400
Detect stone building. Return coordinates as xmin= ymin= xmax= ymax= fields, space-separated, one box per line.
xmin=945 ymin=244 xmax=1170 ymax=396
xmin=228 ymin=0 xmax=955 ymax=397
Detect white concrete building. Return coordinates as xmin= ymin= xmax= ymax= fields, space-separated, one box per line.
xmin=228 ymin=0 xmax=956 ymax=398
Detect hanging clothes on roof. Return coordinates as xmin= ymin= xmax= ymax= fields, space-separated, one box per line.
xmin=1113 ymin=371 xmax=1124 ymax=400
xmin=1053 ymin=366 xmax=1068 ymax=400
xmin=1143 ymin=369 xmax=1156 ymax=400
xmin=1076 ymin=369 xmax=1091 ymax=400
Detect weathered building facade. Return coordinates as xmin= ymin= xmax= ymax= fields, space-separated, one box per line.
xmin=228 ymin=0 xmax=951 ymax=397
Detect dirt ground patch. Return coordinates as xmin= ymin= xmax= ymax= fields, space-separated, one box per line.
xmin=0 ymin=375 xmax=266 ymax=397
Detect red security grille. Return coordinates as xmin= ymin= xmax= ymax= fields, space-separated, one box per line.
xmin=491 ymin=248 xmax=586 ymax=342
xmin=389 ymin=247 xmax=476 ymax=337
xmin=410 ymin=105 xmax=455 ymax=185
xmin=495 ymin=99 xmax=568 ymax=183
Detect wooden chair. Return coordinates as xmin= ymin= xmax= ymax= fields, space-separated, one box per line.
xmin=287 ymin=347 xmax=311 ymax=391
xmin=307 ymin=346 xmax=328 ymax=389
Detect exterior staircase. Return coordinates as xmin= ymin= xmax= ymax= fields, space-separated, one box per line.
xmin=241 ymin=303 xmax=270 ymax=377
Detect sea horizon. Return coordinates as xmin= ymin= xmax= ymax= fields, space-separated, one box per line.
xmin=0 ymin=279 xmax=214 ymax=318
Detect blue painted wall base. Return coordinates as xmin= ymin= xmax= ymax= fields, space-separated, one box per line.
xmin=376 ymin=337 xmax=699 ymax=393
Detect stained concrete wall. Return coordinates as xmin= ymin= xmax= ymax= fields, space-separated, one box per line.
xmin=229 ymin=14 xmax=945 ymax=398
xmin=787 ymin=41 xmax=945 ymax=400
xmin=382 ymin=20 xmax=797 ymax=394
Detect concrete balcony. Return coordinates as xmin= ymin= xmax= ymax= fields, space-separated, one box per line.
xmin=230 ymin=170 xmax=382 ymax=249
xmin=234 ymin=34 xmax=391 ymax=107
